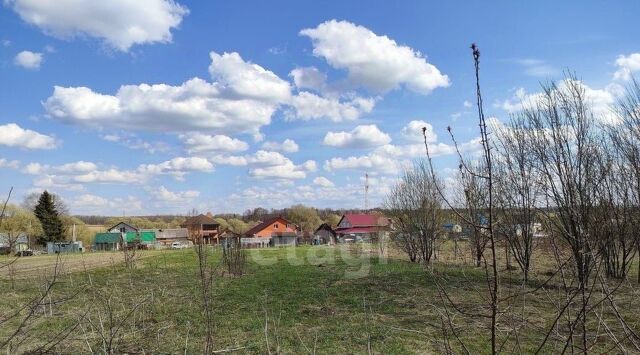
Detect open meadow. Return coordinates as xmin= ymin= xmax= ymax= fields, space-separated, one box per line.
xmin=0 ymin=242 xmax=638 ymax=354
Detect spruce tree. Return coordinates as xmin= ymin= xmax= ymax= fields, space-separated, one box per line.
xmin=33 ymin=191 xmax=65 ymax=244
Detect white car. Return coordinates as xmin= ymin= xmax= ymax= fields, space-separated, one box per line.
xmin=170 ymin=242 xmax=189 ymax=249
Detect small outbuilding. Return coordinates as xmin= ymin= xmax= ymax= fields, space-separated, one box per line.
xmin=314 ymin=223 xmax=337 ymax=245
xmin=272 ymin=232 xmax=298 ymax=246
xmin=47 ymin=241 xmax=84 ymax=253
xmin=0 ymin=233 xmax=30 ymax=254
xmin=149 ymin=228 xmax=189 ymax=246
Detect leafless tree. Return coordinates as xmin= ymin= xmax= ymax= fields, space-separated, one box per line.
xmin=385 ymin=160 xmax=443 ymax=265
xmin=493 ymin=114 xmax=543 ymax=281
xmin=610 ymin=78 xmax=640 ymax=283
xmin=424 ymin=44 xmax=501 ymax=354
xmin=22 ymin=191 xmax=69 ymax=215
xmin=121 ymin=233 xmax=139 ymax=270
xmin=193 ymin=235 xmax=216 ymax=353
xmin=523 ymin=75 xmax=604 ymax=288
xmin=457 ymin=159 xmax=490 ymax=268
xmin=592 ymin=142 xmax=637 ymax=279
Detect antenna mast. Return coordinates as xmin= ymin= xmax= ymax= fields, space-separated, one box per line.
xmin=364 ymin=172 xmax=369 ymax=211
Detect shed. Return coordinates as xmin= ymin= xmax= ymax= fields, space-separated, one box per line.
xmin=240 ymin=237 xmax=271 ymax=248
xmin=272 ymin=232 xmax=297 ymax=247
xmin=148 ymin=228 xmax=189 ymax=245
xmin=0 ymin=233 xmax=30 ymax=254
xmin=47 ymin=241 xmax=84 ymax=253
xmin=335 ymin=214 xmax=390 ymax=242
xmin=314 ymin=223 xmax=336 ymax=245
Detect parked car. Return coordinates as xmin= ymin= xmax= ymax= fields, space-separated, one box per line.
xmin=16 ymin=250 xmax=33 ymax=257
xmin=171 ymin=242 xmax=189 ymax=249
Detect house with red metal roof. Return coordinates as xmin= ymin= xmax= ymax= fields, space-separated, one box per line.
xmin=243 ymin=216 xmax=297 ymax=247
xmin=334 ymin=213 xmax=390 ymax=242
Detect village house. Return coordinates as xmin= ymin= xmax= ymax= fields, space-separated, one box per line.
xmin=334 ymin=214 xmax=391 ymax=243
xmin=96 ymin=220 xmax=191 ymax=250
xmin=107 ymin=221 xmax=139 ymax=234
xmin=181 ymin=213 xmax=221 ymax=244
xmin=243 ymin=216 xmax=297 ymax=247
xmin=146 ymin=228 xmax=190 ymax=246
xmin=313 ymin=223 xmax=336 ymax=245
xmin=94 ymin=231 xmax=157 ymax=251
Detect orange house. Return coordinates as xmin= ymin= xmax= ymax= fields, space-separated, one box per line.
xmin=244 ymin=216 xmax=296 ymax=238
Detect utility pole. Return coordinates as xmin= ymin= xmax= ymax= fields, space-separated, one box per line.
xmin=364 ymin=172 xmax=369 ymax=211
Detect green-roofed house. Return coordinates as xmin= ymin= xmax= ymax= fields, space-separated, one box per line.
xmin=94 ymin=231 xmax=157 ymax=251
xmin=94 ymin=233 xmax=123 ymax=251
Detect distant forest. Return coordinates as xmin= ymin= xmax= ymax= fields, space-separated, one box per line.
xmin=74 ymin=206 xmax=386 ymax=226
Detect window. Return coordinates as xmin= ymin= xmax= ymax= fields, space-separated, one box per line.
xmin=274 ymin=224 xmax=279 ymax=229
xmin=120 ymin=227 xmax=125 ymax=233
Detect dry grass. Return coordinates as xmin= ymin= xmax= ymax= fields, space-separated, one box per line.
xmin=0 ymin=243 xmax=637 ymax=353
xmin=0 ymin=250 xmax=159 ymax=279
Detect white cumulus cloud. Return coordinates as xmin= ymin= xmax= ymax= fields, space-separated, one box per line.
xmin=287 ymin=91 xmax=375 ymax=122
xmin=323 ymin=124 xmax=391 ymax=149
xmin=401 ymin=120 xmax=437 ymax=143
xmin=14 ymin=50 xmax=43 ymax=69
xmin=289 ymin=66 xmax=327 ymax=92
xmin=208 ymin=51 xmax=291 ymax=102
xmin=313 ymin=176 xmax=334 ymax=187
xmin=0 ymin=123 xmax=58 ymax=150
xmin=153 ymin=185 xmax=200 ymax=203
xmin=137 ymin=156 xmax=213 ymax=180
xmin=7 ymin=0 xmax=188 ymax=51
xmin=324 ymin=154 xmax=402 ymax=174
xmin=180 ymin=132 xmax=249 ymax=154
xmin=247 ymin=150 xmax=316 ymax=180
xmin=0 ymin=158 xmax=19 ymax=169
xmin=614 ymin=53 xmax=640 ymax=81
xmin=300 ymin=20 xmax=450 ymax=94
xmin=261 ymin=139 xmax=299 ymax=153
xmin=495 ymin=80 xmax=618 ymax=123
xmin=44 ymin=52 xmax=290 ymax=136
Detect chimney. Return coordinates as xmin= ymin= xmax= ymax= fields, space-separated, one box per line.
xmin=206 ymin=212 xmax=213 ymax=218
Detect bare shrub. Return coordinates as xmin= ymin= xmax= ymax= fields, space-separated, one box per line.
xmin=222 ymin=236 xmax=246 ymax=277
xmin=494 ymin=114 xmax=543 ymax=281
xmin=385 ymin=160 xmax=443 ymax=265
xmin=194 ymin=241 xmax=216 ymax=353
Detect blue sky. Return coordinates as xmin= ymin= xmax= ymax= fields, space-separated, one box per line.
xmin=0 ymin=0 xmax=638 ymax=215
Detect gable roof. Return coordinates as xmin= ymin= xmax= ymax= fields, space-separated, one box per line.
xmin=182 ymin=214 xmax=219 ymax=226
xmin=107 ymin=221 xmax=139 ymax=232
xmin=244 ymin=216 xmax=292 ymax=236
xmin=337 ymin=214 xmax=389 ymax=228
xmin=314 ymin=223 xmax=336 ymax=236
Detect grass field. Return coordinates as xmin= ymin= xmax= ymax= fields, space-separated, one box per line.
xmin=0 ymin=243 xmax=638 ymax=354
